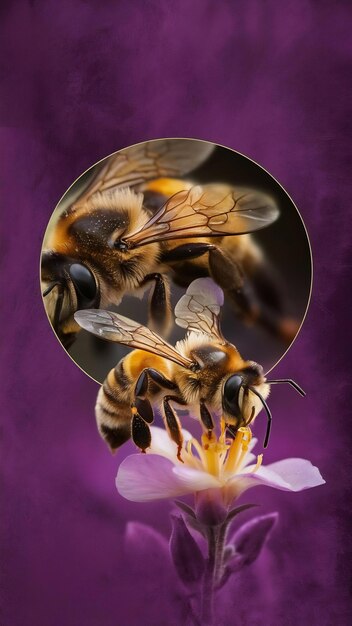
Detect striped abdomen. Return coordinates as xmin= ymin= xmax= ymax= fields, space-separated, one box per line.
xmin=96 ymin=359 xmax=133 ymax=452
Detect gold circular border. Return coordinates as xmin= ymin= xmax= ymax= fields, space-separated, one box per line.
xmin=39 ymin=136 xmax=313 ymax=385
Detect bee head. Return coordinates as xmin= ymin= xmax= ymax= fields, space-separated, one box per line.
xmin=222 ymin=362 xmax=264 ymax=414
xmin=41 ymin=251 xmax=100 ymax=347
xmin=222 ymin=374 xmax=244 ymax=420
xmin=222 ymin=361 xmax=271 ymax=447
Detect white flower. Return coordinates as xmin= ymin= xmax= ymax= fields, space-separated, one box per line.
xmin=116 ymin=425 xmax=325 ymax=504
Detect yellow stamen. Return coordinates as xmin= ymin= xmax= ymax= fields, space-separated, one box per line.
xmin=187 ymin=437 xmax=207 ymax=468
xmin=236 ymin=429 xmax=252 ymax=471
xmin=201 ymin=432 xmax=220 ymax=476
xmin=223 ymin=427 xmax=252 ymax=475
xmin=181 ymin=422 xmax=257 ymax=482
xmin=219 ymin=418 xmax=227 ymax=445
xmin=250 ymin=453 xmax=263 ymax=473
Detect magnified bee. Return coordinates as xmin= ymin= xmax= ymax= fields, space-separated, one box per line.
xmin=74 ymin=278 xmax=305 ymax=458
xmin=42 ymin=138 xmax=292 ymax=351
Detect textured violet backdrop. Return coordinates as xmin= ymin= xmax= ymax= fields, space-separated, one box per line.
xmin=1 ymin=2 xmax=351 ymax=625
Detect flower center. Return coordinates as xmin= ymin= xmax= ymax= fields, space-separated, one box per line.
xmin=183 ymin=421 xmax=262 ymax=481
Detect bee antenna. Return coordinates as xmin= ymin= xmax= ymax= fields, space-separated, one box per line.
xmin=248 ymin=386 xmax=272 ymax=449
xmin=266 ymin=379 xmax=306 ymax=397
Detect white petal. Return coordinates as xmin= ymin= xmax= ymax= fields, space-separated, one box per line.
xmin=116 ymin=453 xmax=211 ymax=502
xmin=148 ymin=426 xmax=193 ymax=462
xmin=257 ymin=458 xmax=325 ymax=491
xmin=237 ymin=457 xmax=325 ymax=492
xmin=173 ymin=465 xmax=222 ymax=491
xmin=237 ymin=466 xmax=292 ymax=490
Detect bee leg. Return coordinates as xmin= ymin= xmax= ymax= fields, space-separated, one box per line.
xmin=141 ymin=273 xmax=171 ymax=337
xmin=251 ymin=264 xmax=300 ymax=343
xmin=199 ymin=399 xmax=214 ymax=439
xmin=133 ymin=368 xmax=178 ymax=451
xmin=132 ymin=369 xmax=174 ymax=453
xmin=160 ymin=242 xmax=216 ymax=263
xmin=134 ymin=370 xmax=183 ymax=456
xmin=249 ymin=260 xmax=284 ymax=314
xmin=135 ymin=368 xmax=177 ymax=399
xmin=208 ymin=247 xmax=244 ymax=291
xmin=209 ymin=248 xmax=296 ymax=344
xmin=131 ymin=409 xmax=152 ymax=453
xmin=163 ymin=395 xmax=187 ymax=462
xmin=133 ymin=398 xmax=154 ymax=424
xmin=208 ymin=247 xmax=263 ymax=330
xmin=209 ymin=247 xmax=260 ymax=315
xmin=131 ymin=377 xmax=158 ymax=452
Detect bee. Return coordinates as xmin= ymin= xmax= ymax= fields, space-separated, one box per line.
xmin=41 ymin=138 xmax=293 ymax=351
xmin=74 ymin=278 xmax=305 ymax=458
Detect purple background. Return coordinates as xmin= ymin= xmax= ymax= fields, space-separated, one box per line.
xmin=1 ymin=1 xmax=351 ymax=625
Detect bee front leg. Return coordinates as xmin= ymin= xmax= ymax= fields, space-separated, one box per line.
xmin=160 ymin=242 xmax=216 ymax=263
xmin=163 ymin=395 xmax=187 ymax=462
xmin=141 ymin=273 xmax=171 ymax=337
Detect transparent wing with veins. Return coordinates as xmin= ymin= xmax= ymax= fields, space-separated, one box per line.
xmin=74 ymin=309 xmax=193 ymax=369
xmin=124 ymin=184 xmax=279 ymax=247
xmin=71 ymin=139 xmax=215 ymax=208
xmin=174 ymin=277 xmax=225 ymax=343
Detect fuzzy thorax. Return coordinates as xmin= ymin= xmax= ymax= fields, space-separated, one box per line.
xmin=91 ymin=188 xmax=148 ymax=236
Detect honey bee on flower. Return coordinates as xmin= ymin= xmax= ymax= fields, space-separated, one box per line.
xmin=75 ymin=278 xmax=304 ymax=456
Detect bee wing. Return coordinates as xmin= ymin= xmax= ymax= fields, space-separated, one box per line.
xmin=74 ymin=309 xmax=193 ymax=368
xmin=72 ymin=139 xmax=214 ymax=207
xmin=174 ymin=278 xmax=225 ymax=342
xmin=124 ymin=184 xmax=279 ymax=247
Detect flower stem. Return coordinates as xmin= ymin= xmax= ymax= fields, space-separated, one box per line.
xmin=200 ymin=521 xmax=230 ymax=625
xmin=200 ymin=526 xmax=216 ymax=626
xmin=214 ymin=522 xmax=227 ymax=584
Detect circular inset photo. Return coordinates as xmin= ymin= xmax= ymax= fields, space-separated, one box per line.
xmin=41 ymin=138 xmax=311 ymax=383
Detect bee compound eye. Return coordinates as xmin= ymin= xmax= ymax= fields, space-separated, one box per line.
xmin=69 ymin=263 xmax=97 ymax=304
xmin=223 ymin=375 xmax=243 ymax=415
